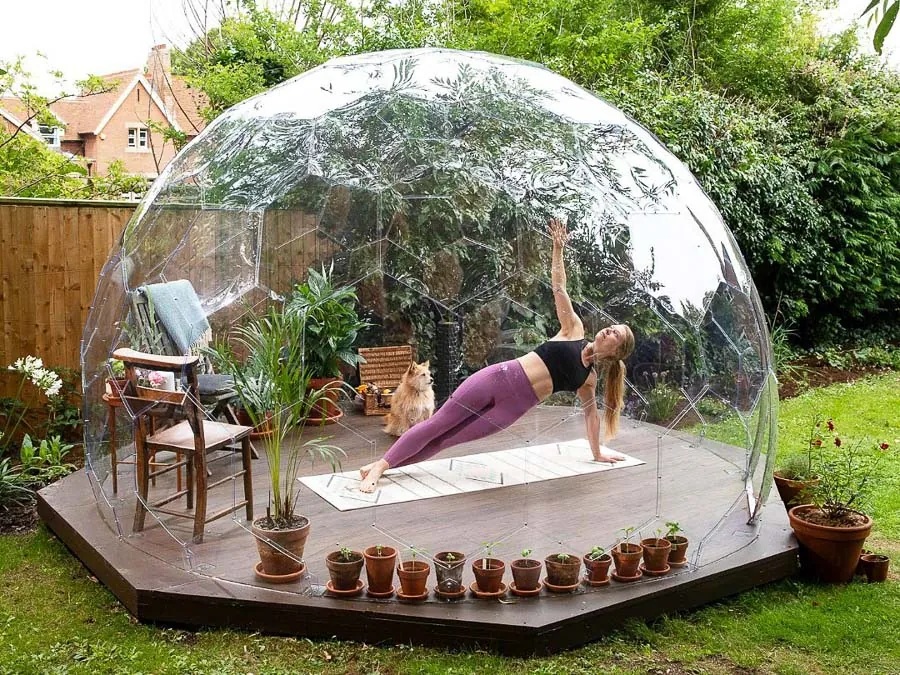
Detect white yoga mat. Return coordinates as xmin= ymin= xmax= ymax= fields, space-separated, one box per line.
xmin=298 ymin=438 xmax=644 ymax=511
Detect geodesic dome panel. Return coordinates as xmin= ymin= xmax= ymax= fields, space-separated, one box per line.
xmin=81 ymin=49 xmax=777 ymax=593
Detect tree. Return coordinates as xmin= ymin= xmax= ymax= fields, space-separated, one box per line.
xmin=863 ymin=0 xmax=898 ymax=54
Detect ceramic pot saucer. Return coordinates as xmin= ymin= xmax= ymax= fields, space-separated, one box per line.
xmin=254 ymin=561 xmax=305 ymax=584
xmin=434 ymin=584 xmax=467 ymax=599
xmin=639 ymin=563 xmax=670 ymax=577
xmin=469 ymin=581 xmax=507 ymax=598
xmin=669 ymin=559 xmax=688 ymax=568
xmin=366 ymin=585 xmax=396 ymax=598
xmin=508 ymin=581 xmax=542 ymax=597
xmin=611 ymin=569 xmax=643 ymax=582
xmin=583 ymin=576 xmax=610 ymax=587
xmin=325 ymin=579 xmax=364 ymax=597
xmin=397 ymin=588 xmax=429 ymax=601
xmin=543 ymin=578 xmax=579 ymax=593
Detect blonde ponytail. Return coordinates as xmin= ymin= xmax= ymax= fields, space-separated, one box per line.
xmin=602 ymin=359 xmax=626 ymax=441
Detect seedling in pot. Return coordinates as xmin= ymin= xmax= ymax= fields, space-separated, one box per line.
xmin=520 ymin=548 xmax=532 ymax=559
xmin=665 ymin=521 xmax=683 ymax=539
xmin=587 ymin=546 xmax=607 ymax=561
xmin=339 ymin=546 xmax=358 ymax=562
xmin=481 ymin=540 xmax=502 ymax=567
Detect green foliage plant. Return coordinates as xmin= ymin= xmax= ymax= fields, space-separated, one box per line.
xmin=18 ymin=434 xmax=76 ymax=485
xmin=0 ymin=457 xmax=33 ymax=508
xmin=587 ymin=546 xmax=607 ymax=561
xmin=338 ymin=547 xmax=359 ymax=562
xmin=520 ymin=548 xmax=532 ymax=559
xmin=211 ymin=305 xmax=345 ymax=530
xmin=665 ymin=521 xmax=683 ymax=539
xmin=644 ymin=371 xmax=681 ymax=424
xmin=286 ymin=265 xmax=369 ymax=378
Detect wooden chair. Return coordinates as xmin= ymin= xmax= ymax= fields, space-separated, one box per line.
xmin=113 ymin=348 xmax=254 ymax=544
xmin=129 ymin=284 xmax=259 ymax=459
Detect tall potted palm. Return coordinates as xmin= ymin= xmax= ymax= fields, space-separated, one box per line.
xmin=213 ymin=305 xmax=345 ymax=582
xmin=286 ymin=265 xmax=368 ymax=424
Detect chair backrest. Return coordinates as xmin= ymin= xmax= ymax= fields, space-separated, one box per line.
xmin=112 ymin=348 xmax=206 ymax=446
xmin=130 ymin=288 xmax=214 ymax=373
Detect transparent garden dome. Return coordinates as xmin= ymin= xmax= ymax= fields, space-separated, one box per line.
xmin=82 ymin=48 xmax=778 ymax=583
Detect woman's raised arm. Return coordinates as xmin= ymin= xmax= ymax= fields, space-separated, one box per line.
xmin=549 ymin=219 xmax=583 ymax=337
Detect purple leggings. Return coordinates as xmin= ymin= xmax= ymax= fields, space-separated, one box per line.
xmin=383 ymin=360 xmax=540 ymax=468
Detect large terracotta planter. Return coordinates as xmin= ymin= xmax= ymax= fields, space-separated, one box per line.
xmin=433 ymin=551 xmax=466 ymax=592
xmin=364 ymin=545 xmax=397 ymax=594
xmin=397 ymin=560 xmax=430 ymax=596
xmin=583 ymin=553 xmax=612 ymax=583
xmin=325 ymin=550 xmax=364 ymax=590
xmin=788 ymin=504 xmax=873 ymax=583
xmin=612 ymin=543 xmax=642 ymax=578
xmin=252 ymin=516 xmax=309 ymax=577
xmin=472 ymin=558 xmax=505 ymax=593
xmin=545 ymin=553 xmax=581 ymax=586
xmin=308 ymin=377 xmax=344 ymax=425
xmin=773 ymin=473 xmax=818 ymax=512
xmin=510 ymin=558 xmax=542 ymax=591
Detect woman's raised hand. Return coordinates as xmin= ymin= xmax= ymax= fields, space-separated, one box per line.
xmin=549 ymin=218 xmax=568 ymax=247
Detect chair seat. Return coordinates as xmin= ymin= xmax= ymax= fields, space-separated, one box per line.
xmin=147 ymin=420 xmax=253 ymax=451
xmin=196 ymin=374 xmax=235 ymax=396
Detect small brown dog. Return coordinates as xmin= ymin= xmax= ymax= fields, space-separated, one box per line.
xmin=383 ymin=360 xmax=435 ymax=436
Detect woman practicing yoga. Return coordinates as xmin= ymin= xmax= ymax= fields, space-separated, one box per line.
xmin=359 ymin=219 xmax=636 ymax=493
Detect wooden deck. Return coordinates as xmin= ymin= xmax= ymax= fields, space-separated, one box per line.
xmin=38 ymin=406 xmax=797 ymax=654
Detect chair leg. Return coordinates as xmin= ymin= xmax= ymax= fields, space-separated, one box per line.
xmin=132 ymin=429 xmax=150 ymax=533
xmin=192 ymin=448 xmax=208 ymax=544
xmin=241 ymin=436 xmax=253 ymax=522
xmin=186 ymin=450 xmax=194 ymax=510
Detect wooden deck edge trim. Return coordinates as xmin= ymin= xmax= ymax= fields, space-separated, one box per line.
xmin=36 ymin=492 xmax=141 ymax=617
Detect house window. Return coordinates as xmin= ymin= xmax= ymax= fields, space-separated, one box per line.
xmin=127 ymin=127 xmax=149 ymax=150
xmin=38 ymin=125 xmax=60 ymax=147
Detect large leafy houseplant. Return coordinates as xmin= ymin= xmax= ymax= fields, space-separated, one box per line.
xmin=212 ymin=304 xmax=345 ymax=579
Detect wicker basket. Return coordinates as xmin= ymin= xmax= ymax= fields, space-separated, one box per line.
xmin=358 ymin=345 xmax=414 ymax=416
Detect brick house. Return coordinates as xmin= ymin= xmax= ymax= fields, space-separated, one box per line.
xmin=0 ymin=45 xmax=205 ymax=178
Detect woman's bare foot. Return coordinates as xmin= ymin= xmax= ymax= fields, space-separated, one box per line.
xmin=359 ymin=461 xmax=376 ymax=480
xmin=359 ymin=459 xmax=390 ymax=493
xmin=594 ymin=449 xmax=626 ymax=463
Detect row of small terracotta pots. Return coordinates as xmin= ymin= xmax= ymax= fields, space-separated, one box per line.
xmin=324 ymin=538 xmax=690 ymax=599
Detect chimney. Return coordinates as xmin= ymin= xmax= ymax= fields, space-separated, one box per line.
xmin=146 ymin=45 xmax=175 ymax=118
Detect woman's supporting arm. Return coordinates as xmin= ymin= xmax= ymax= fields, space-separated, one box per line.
xmin=577 ymin=376 xmax=626 ymax=463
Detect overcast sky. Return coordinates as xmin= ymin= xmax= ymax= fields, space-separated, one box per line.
xmin=0 ymin=0 xmax=897 ymax=94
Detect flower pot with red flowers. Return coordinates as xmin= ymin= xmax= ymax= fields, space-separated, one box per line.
xmin=786 ymin=422 xmax=891 ymax=583
xmin=364 ymin=544 xmax=398 ymax=596
xmin=583 ymin=546 xmax=612 ymax=585
xmin=664 ymin=521 xmax=690 ymax=567
xmin=325 ymin=547 xmax=364 ymax=594
xmin=861 ymin=553 xmax=889 ymax=583
xmin=471 ymin=541 xmax=505 ymax=594
xmin=510 ymin=549 xmax=542 ymax=592
xmin=612 ymin=527 xmax=643 ymax=581
xmin=396 ymin=547 xmax=430 ymax=599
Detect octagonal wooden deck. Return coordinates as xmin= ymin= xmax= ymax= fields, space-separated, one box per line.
xmin=38 ymin=407 xmax=797 ymax=655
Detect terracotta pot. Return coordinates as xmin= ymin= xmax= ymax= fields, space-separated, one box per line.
xmin=612 ymin=543 xmax=643 ymax=577
xmin=237 ymin=409 xmax=274 ymax=439
xmin=308 ymin=376 xmax=344 ymax=425
xmin=397 ymin=560 xmax=430 ymax=595
xmin=472 ymin=558 xmax=505 ymax=593
xmin=545 ymin=553 xmax=581 ymax=586
xmin=861 ymin=554 xmax=889 ymax=583
xmin=252 ymin=516 xmax=309 ymax=576
xmin=788 ymin=505 xmax=873 ymax=583
xmin=364 ymin=545 xmax=398 ymax=593
xmin=666 ymin=535 xmax=689 ymax=565
xmin=856 ymin=548 xmax=874 ymax=576
xmin=641 ymin=538 xmax=672 ymax=572
xmin=583 ymin=554 xmax=612 ymax=583
xmin=510 ymin=558 xmax=542 ymax=591
xmin=106 ymin=377 xmax=128 ymax=400
xmin=773 ymin=472 xmax=819 ymax=512
xmin=433 ymin=551 xmax=466 ymax=592
xmin=325 ymin=550 xmax=364 ymax=590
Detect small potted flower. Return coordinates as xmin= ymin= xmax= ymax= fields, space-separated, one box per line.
xmin=510 ymin=548 xmax=542 ymax=595
xmin=433 ymin=550 xmax=466 ymax=597
xmin=583 ymin=546 xmax=612 ymax=586
xmin=612 ymin=526 xmax=643 ymax=581
xmin=325 ymin=547 xmax=364 ymax=595
xmin=544 ymin=552 xmax=581 ymax=592
xmin=105 ymin=358 xmax=127 ymax=400
xmin=640 ymin=528 xmax=672 ymax=576
xmin=664 ymin=521 xmax=689 ymax=568
xmin=471 ymin=541 xmax=505 ymax=596
xmin=397 ymin=546 xmax=430 ymax=600
xmin=788 ymin=424 xmax=891 ymax=583
xmin=364 ymin=544 xmax=398 ymax=597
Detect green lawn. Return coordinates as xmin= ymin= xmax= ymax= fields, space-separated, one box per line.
xmin=1 ymin=374 xmax=898 ymax=674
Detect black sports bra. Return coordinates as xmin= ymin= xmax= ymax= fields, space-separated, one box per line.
xmin=533 ymin=339 xmax=592 ymax=393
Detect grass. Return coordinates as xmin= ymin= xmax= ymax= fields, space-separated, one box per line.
xmin=1 ymin=373 xmax=898 ymax=674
